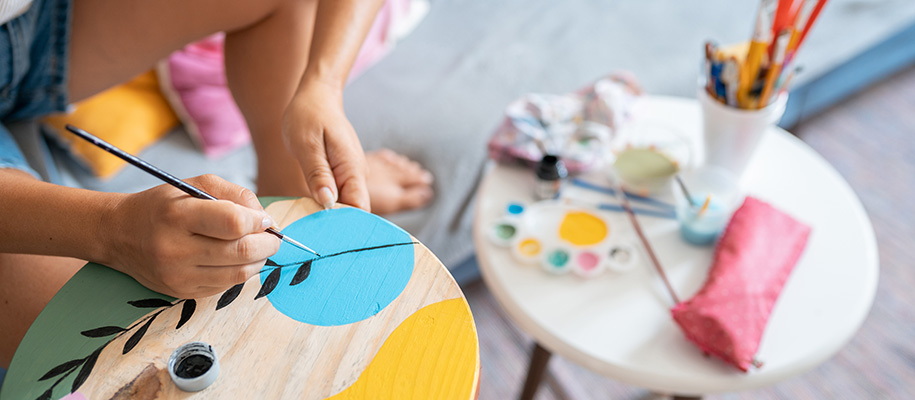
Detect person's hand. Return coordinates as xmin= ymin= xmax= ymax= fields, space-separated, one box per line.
xmin=101 ymin=175 xmax=281 ymax=298
xmin=281 ymin=78 xmax=370 ymax=211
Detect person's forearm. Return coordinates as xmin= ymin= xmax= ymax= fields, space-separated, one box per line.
xmin=0 ymin=170 xmax=122 ymax=262
xmin=301 ymin=0 xmax=385 ymax=90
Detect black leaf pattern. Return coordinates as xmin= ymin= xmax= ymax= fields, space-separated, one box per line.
xmin=216 ymin=282 xmax=245 ymax=310
xmin=255 ymin=267 xmax=282 ymax=299
xmin=122 ymin=315 xmax=155 ymax=355
xmin=71 ymin=347 xmax=102 ymax=393
xmin=264 ymin=258 xmax=279 ymax=267
xmin=290 ymin=260 xmax=313 ymax=286
xmin=36 ymin=389 xmax=53 ymax=400
xmin=176 ymin=299 xmax=196 ymax=329
xmin=127 ymin=298 xmax=173 ymax=308
xmin=38 ymin=358 xmax=83 ymax=381
xmin=80 ymin=326 xmax=127 ymax=338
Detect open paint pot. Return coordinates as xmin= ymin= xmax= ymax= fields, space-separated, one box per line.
xmin=512 ymin=237 xmax=543 ymax=264
xmin=605 ymin=242 xmax=639 ymax=272
xmin=571 ymin=250 xmax=606 ymax=279
xmin=488 ymin=217 xmax=520 ymax=247
xmin=168 ymin=341 xmax=220 ymax=392
xmin=540 ymin=247 xmax=574 ymax=275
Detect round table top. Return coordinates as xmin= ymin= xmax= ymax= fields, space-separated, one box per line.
xmin=472 ymin=95 xmax=879 ymax=395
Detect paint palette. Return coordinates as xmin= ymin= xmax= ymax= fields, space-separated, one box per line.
xmin=489 ymin=202 xmax=640 ymax=278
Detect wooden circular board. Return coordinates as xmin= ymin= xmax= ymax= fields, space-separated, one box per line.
xmin=1 ymin=197 xmax=480 ymax=400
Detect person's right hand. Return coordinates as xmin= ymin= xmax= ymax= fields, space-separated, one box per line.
xmin=100 ymin=175 xmax=281 ymax=298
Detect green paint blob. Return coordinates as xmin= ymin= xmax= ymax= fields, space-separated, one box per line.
xmin=494 ymin=223 xmax=517 ymax=240
xmin=547 ymin=250 xmax=570 ymax=267
xmin=614 ymin=148 xmax=679 ymax=181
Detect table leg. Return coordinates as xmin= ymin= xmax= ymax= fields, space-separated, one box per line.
xmin=519 ymin=342 xmax=552 ymax=400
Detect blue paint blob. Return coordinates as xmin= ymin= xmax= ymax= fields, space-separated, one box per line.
xmin=507 ymin=203 xmax=525 ymax=215
xmin=260 ymin=208 xmax=414 ymax=326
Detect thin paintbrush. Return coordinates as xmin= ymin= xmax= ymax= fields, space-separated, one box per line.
xmin=611 ymin=178 xmax=680 ymax=305
xmin=65 ymin=124 xmax=320 ymax=257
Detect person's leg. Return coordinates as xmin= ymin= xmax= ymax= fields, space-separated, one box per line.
xmin=0 ymin=173 xmax=83 ymax=367
xmin=0 ymin=253 xmax=82 ymax=368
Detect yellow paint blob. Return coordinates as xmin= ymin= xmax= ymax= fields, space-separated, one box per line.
xmin=518 ymin=238 xmax=542 ymax=256
xmin=559 ymin=211 xmax=608 ymax=246
xmin=328 ymin=298 xmax=479 ymax=400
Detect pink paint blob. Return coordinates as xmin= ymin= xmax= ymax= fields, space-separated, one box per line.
xmin=577 ymin=252 xmax=600 ymax=271
xmin=61 ymin=393 xmax=88 ymax=400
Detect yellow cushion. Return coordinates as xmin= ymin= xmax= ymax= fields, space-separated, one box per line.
xmin=44 ymin=70 xmax=179 ymax=178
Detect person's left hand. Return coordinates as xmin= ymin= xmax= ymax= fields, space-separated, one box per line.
xmin=281 ymin=78 xmax=370 ymax=211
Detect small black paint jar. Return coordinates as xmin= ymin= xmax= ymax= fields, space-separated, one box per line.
xmin=534 ymin=154 xmax=568 ymax=200
xmin=168 ymin=341 xmax=220 ymax=392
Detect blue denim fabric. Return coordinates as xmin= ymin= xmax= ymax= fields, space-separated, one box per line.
xmin=0 ymin=0 xmax=71 ymax=179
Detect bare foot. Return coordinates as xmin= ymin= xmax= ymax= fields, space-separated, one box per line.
xmin=255 ymin=149 xmax=433 ymax=215
xmin=365 ymin=149 xmax=434 ymax=214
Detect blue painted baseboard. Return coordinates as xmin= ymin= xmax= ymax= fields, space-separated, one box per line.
xmin=781 ymin=22 xmax=915 ymax=128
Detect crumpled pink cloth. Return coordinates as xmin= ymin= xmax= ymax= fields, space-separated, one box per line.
xmin=487 ymin=72 xmax=642 ymax=173
xmin=671 ymin=196 xmax=811 ymax=372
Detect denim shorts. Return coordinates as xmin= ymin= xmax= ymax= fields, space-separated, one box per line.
xmin=0 ymin=0 xmax=71 ymax=179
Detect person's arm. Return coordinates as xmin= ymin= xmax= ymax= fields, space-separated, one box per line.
xmin=0 ymin=170 xmax=280 ymax=298
xmin=282 ymin=0 xmax=385 ymax=211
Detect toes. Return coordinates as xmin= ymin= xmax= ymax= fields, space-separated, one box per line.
xmin=398 ymin=186 xmax=434 ymax=210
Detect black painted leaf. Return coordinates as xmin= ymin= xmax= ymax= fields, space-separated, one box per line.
xmin=289 ymin=260 xmax=313 ymax=286
xmin=36 ymin=389 xmax=53 ymax=400
xmin=216 ymin=282 xmax=244 ymax=310
xmin=72 ymin=347 xmax=102 ymax=393
xmin=176 ymin=299 xmax=196 ymax=329
xmin=264 ymin=258 xmax=279 ymax=267
xmin=127 ymin=298 xmax=173 ymax=308
xmin=38 ymin=358 xmax=83 ymax=381
xmin=122 ymin=315 xmax=155 ymax=355
xmin=255 ymin=267 xmax=282 ymax=299
xmin=80 ymin=326 xmax=127 ymax=338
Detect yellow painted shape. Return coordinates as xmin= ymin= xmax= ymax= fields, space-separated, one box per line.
xmin=519 ymin=238 xmax=542 ymax=256
xmin=328 ymin=298 xmax=479 ymax=400
xmin=559 ymin=211 xmax=608 ymax=246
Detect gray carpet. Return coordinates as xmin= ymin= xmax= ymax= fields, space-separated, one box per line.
xmin=464 ymin=64 xmax=915 ymax=400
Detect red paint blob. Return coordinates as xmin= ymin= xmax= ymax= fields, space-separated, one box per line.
xmin=577 ymin=252 xmax=600 ymax=271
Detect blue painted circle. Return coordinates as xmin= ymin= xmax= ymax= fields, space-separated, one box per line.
xmin=260 ymin=208 xmax=414 ymax=326
xmin=507 ymin=203 xmax=525 ymax=215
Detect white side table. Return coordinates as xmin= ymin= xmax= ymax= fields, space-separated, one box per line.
xmin=472 ymin=96 xmax=879 ymax=398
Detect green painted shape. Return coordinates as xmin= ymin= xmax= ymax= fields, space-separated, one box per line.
xmin=613 ymin=148 xmax=679 ymax=180
xmin=258 ymin=196 xmax=295 ymax=209
xmin=0 ymin=263 xmax=172 ymax=400
xmin=0 ymin=196 xmax=292 ymax=400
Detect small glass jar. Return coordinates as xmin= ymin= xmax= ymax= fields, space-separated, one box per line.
xmin=534 ymin=154 xmax=568 ymax=200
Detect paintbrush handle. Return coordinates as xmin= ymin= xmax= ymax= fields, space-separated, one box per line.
xmin=65 ymin=125 xmax=217 ymax=201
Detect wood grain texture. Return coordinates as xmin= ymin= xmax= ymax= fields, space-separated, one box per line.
xmin=3 ymin=198 xmax=478 ymax=400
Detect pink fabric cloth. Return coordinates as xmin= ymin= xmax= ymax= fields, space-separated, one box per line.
xmin=671 ymin=196 xmax=811 ymax=372
xmin=159 ymin=0 xmax=412 ymax=158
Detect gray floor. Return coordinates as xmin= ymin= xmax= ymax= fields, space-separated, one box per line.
xmin=464 ymin=64 xmax=915 ymax=400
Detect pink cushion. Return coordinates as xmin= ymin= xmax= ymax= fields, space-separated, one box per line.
xmin=159 ymin=0 xmax=419 ymax=158
xmin=671 ymin=196 xmax=811 ymax=371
